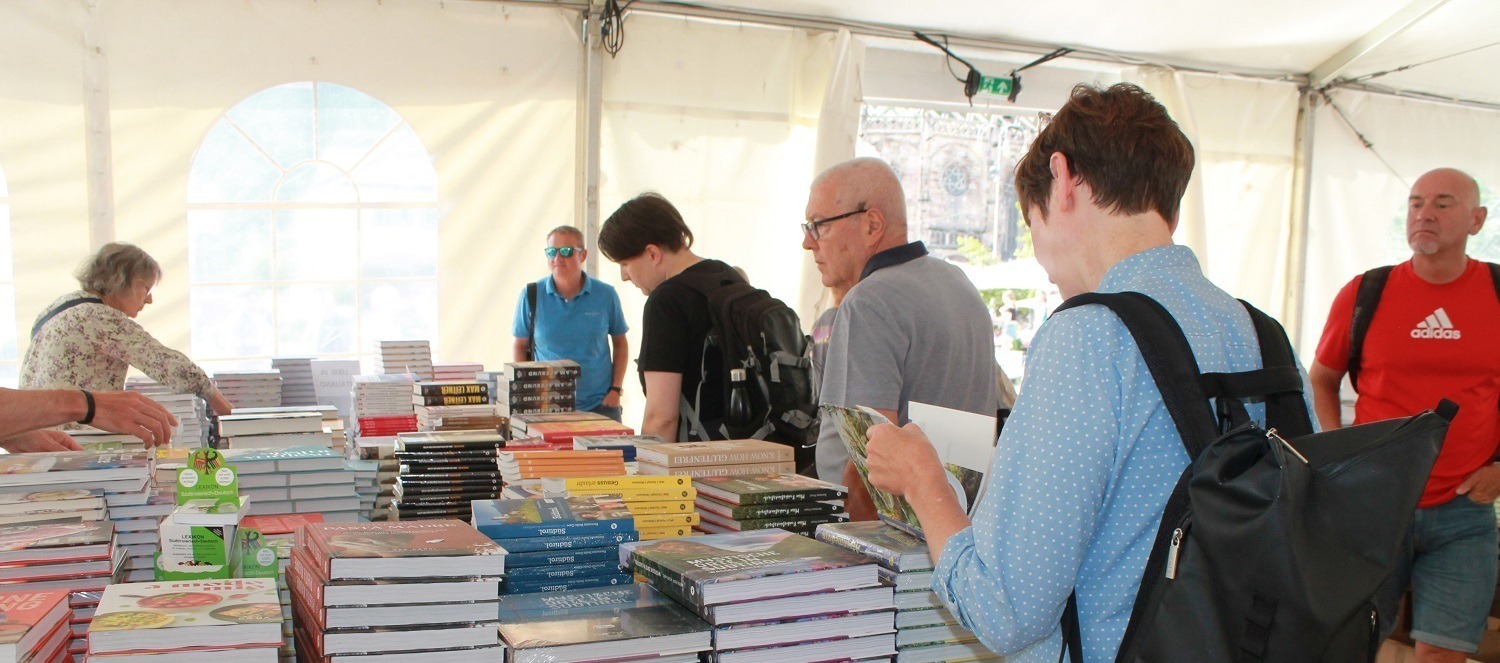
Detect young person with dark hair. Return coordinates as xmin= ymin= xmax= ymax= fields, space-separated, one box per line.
xmin=862 ymin=83 xmax=1308 ymax=662
xmin=599 ymin=193 xmax=741 ymax=441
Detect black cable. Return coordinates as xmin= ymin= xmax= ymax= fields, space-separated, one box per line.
xmin=941 ymin=36 xmax=968 ymax=85
xmin=600 ymin=0 xmax=634 ymax=58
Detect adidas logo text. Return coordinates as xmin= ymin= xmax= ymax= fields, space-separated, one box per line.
xmin=1411 ymin=307 xmax=1462 ymax=340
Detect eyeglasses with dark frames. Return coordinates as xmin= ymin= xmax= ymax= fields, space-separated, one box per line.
xmin=544 ymin=246 xmax=582 ymax=259
xmin=801 ymin=208 xmax=867 ymax=240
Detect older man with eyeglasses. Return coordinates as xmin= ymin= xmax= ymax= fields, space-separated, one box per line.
xmin=511 ymin=225 xmax=630 ymax=421
xmin=803 ymin=157 xmax=998 ymax=520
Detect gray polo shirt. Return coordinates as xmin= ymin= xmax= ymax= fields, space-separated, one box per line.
xmin=816 ymin=242 xmax=999 ymax=482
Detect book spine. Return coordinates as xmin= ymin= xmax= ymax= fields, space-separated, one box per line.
xmin=735 ymin=515 xmax=844 ymax=531
xmin=617 ymin=500 xmax=694 ymax=516
xmin=738 ymin=489 xmax=844 ymax=506
xmin=562 ymin=475 xmax=691 ymax=491
xmin=499 ymin=379 xmax=575 ymax=393
xmin=643 ymin=449 xmax=793 ymax=467
xmin=629 ymin=553 xmax=706 ymax=615
xmin=503 ymin=560 xmax=623 ymax=581
xmin=506 ymin=367 xmax=581 ymax=381
xmin=474 ymin=519 xmax=635 ymax=540
xmin=502 ymin=546 xmax=616 ymax=568
xmin=500 ymin=573 xmax=634 ymax=595
xmin=812 ymin=528 xmax=901 ymax=571
xmin=413 ymin=395 xmax=490 ymax=406
xmin=486 ymin=530 xmax=638 ymax=554
xmin=725 ymin=502 xmax=839 ymax=519
xmin=632 ymin=513 xmax=699 ymax=528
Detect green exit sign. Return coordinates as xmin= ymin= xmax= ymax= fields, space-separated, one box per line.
xmin=978 ymin=75 xmax=1015 ymax=98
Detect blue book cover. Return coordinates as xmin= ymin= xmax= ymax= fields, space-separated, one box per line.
xmin=500 ymin=573 xmax=636 ymax=596
xmin=490 ymin=530 xmax=639 ymax=554
xmin=471 ymin=497 xmax=635 ymax=540
xmin=504 ymin=560 xmax=624 ymax=582
xmin=504 ymin=546 xmax=618 ymax=568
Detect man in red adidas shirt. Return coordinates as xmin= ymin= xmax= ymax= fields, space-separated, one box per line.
xmin=1312 ymin=167 xmax=1496 ymax=662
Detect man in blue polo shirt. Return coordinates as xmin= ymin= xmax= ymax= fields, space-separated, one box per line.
xmin=511 ymin=226 xmax=630 ymax=421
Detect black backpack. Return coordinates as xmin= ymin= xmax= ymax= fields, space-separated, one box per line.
xmin=673 ymin=264 xmax=820 ymax=473
xmin=1055 ymin=292 xmax=1450 ymax=663
xmin=1347 ymin=262 xmax=1500 ymax=391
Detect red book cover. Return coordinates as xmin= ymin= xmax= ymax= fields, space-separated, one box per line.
xmin=527 ymin=421 xmax=633 ymax=444
xmin=240 ymin=513 xmax=323 ymax=536
xmin=0 ymin=589 xmax=69 ymax=659
xmin=300 ymin=520 xmax=504 ymax=580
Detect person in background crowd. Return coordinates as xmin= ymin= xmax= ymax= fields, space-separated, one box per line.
xmin=511 ymin=225 xmax=630 ymax=422
xmin=598 ymin=193 xmax=741 ymax=441
xmin=0 ymin=387 xmax=177 ymax=451
xmin=1310 ymin=167 xmax=1496 ymax=663
xmin=862 ymin=83 xmax=1291 ymax=662
xmin=804 ymin=156 xmax=997 ymax=519
xmin=22 ymin=243 xmax=232 ymax=426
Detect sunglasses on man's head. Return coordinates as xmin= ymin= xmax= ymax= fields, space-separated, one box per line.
xmin=544 ymin=246 xmax=582 ymax=258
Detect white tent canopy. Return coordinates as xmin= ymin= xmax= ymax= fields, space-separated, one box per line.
xmin=0 ymin=0 xmax=1495 ymax=392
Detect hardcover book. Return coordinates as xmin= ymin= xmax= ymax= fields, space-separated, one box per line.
xmin=633 ymin=440 xmax=793 ymax=468
xmin=625 ymin=529 xmax=878 ymax=611
xmin=540 ymin=475 xmax=690 ymax=494
xmin=638 ymin=460 xmax=798 ymax=478
xmin=414 ymin=382 xmax=488 ymax=397
xmin=88 ymin=578 xmax=282 ymax=654
xmin=0 ymin=489 xmax=105 ymax=517
xmin=496 ymin=584 xmax=710 ymax=663
xmin=823 ymin=405 xmax=986 ymax=538
xmin=503 ymin=360 xmax=582 ymax=381
xmin=0 ymin=451 xmax=152 ymax=488
xmin=0 ymin=589 xmax=69 ymax=662
xmin=696 ymin=498 xmax=842 ymax=521
xmin=691 ymin=474 xmax=846 ymax=506
xmin=0 ymin=521 xmax=113 ymax=564
xmin=814 ymin=520 xmax=933 ymax=573
xmin=696 ymin=511 xmax=846 ymax=534
xmin=299 ymin=520 xmax=505 ymax=579
xmin=499 ymin=573 xmax=636 ymax=596
xmin=487 ymin=530 xmax=640 ymax=555
xmin=470 ymin=498 xmax=635 ymax=539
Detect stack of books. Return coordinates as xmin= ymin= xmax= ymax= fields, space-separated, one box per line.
xmin=391 ymin=431 xmax=517 ymax=522
xmin=221 ymin=446 xmax=360 ymax=521
xmin=497 ymin=584 xmax=712 ymax=663
xmin=0 ymin=521 xmax=120 ymax=595
xmin=411 ymin=380 xmax=505 ymax=433
xmin=0 ymin=487 xmax=108 ymax=527
xmin=351 ymin=375 xmax=417 ymax=448
xmin=234 ymin=405 xmax=347 ymax=454
xmin=635 ymin=439 xmax=798 ymax=478
xmin=536 ymin=475 xmax=699 ymax=540
xmin=496 ymin=449 xmax=627 ymax=484
xmin=433 ymin=362 xmax=484 ymax=382
xmin=216 ymin=412 xmax=332 ymax=450
xmin=343 ymin=459 xmax=380 ymax=520
xmin=344 ymin=439 xmax=398 ymax=524
xmin=125 ymin=377 xmax=210 ymax=447
xmin=471 ymin=498 xmax=637 ymax=595
xmin=213 ymin=370 xmax=284 ymax=409
xmin=289 ymin=520 xmax=503 ymax=660
xmin=694 ymin=474 xmax=848 ymax=536
xmin=0 ymin=589 xmax=72 ymax=663
xmin=86 ymin=579 xmax=283 ymax=660
xmin=497 ymin=361 xmax=580 ymax=416
xmin=511 ymin=412 xmax=633 ymax=450
xmin=271 ymin=357 xmax=318 ymax=407
xmin=816 ymin=521 xmax=994 ymax=661
xmin=624 ymin=529 xmax=895 ymax=662
xmin=65 ymin=429 xmax=147 ymax=452
xmin=242 ymin=513 xmax=324 ymax=661
xmin=573 ymin=434 xmax=664 ymax=469
xmin=377 ymin=340 xmax=434 ymax=381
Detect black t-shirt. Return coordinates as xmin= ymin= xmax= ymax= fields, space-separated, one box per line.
xmin=637 ymin=259 xmax=739 ymax=428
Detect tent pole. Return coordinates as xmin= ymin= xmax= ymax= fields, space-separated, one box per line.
xmin=1282 ymin=88 xmax=1319 ymax=351
xmin=576 ymin=2 xmax=605 ymax=277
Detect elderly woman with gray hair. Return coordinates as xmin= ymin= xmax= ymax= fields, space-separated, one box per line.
xmin=21 ymin=243 xmax=232 ymax=443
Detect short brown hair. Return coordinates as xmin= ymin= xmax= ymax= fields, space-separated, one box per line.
xmin=76 ymin=242 xmax=161 ymax=295
xmin=598 ymin=193 xmax=694 ymax=261
xmin=1014 ymin=83 xmax=1194 ymax=225
xmin=547 ymin=225 xmax=585 ymax=244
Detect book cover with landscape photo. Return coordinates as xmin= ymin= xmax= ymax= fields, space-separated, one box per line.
xmin=627 ymin=529 xmax=876 ymax=611
xmin=498 ymin=584 xmax=710 ymax=663
xmin=822 ymin=404 xmax=986 ymax=539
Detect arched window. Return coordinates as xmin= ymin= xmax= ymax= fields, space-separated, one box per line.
xmin=0 ymin=163 xmax=16 ymax=387
xmin=187 ymin=82 xmax=439 ymax=371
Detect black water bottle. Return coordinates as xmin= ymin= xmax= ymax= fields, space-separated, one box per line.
xmin=727 ymin=368 xmax=752 ymax=428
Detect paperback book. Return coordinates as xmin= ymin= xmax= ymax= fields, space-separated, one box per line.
xmin=470 ymin=497 xmax=635 ymax=539
xmin=496 ymin=584 xmax=711 ymax=663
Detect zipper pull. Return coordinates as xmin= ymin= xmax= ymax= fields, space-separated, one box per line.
xmin=1165 ymin=528 xmax=1184 ymax=579
xmin=1266 ymin=427 xmax=1310 ymax=464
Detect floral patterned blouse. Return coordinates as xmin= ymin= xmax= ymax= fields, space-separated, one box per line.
xmin=20 ymin=290 xmax=215 ymax=399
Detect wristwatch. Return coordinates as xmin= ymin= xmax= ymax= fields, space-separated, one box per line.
xmin=607 ymin=386 xmax=623 ymax=394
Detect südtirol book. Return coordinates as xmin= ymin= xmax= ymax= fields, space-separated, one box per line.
xmin=470 ymin=497 xmax=635 ymax=539
xmin=625 ymin=528 xmax=878 ymax=613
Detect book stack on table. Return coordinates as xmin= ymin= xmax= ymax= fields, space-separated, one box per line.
xmin=217 ymin=412 xmax=332 ymax=451
xmin=497 ymin=360 xmax=579 ymax=416
xmin=0 ymin=519 xmax=120 ymax=655
xmin=472 ymin=497 xmax=639 ymax=595
xmin=342 ymin=459 xmax=379 ymax=520
xmin=411 ymin=381 xmax=505 ymax=433
xmin=0 ymin=589 xmax=72 ymax=663
xmin=219 ymin=446 xmax=360 ymax=521
xmin=624 ymin=529 xmax=896 ymax=662
xmin=816 ymin=520 xmax=997 ymax=662
xmin=432 ymin=361 xmax=484 ymax=382
xmin=693 ymin=474 xmax=848 ymax=537
xmin=289 ymin=520 xmax=503 ymax=662
xmin=510 ymin=412 xmax=632 ymax=451
xmin=242 ymin=513 xmax=324 ymax=662
xmin=390 ymin=431 xmax=521 ymax=522
xmin=213 ymin=370 xmax=284 ymax=409
xmin=535 ymin=475 xmax=700 ymax=540
xmin=352 ymin=375 xmax=417 ymax=440
xmin=125 ymin=376 xmax=210 ymax=448
xmin=496 ymin=449 xmax=626 ymax=484
xmin=270 ymin=357 xmax=317 ymax=407
xmin=0 ymin=450 xmax=152 ymax=592
xmin=635 ymin=439 xmax=798 ymax=478
xmin=233 ymin=406 xmax=346 ymax=455
xmin=497 ymin=584 xmax=712 ymax=663
xmin=86 ymin=578 xmax=284 ymax=662
xmin=376 ymin=340 xmax=433 ymax=382
xmin=573 ymin=434 xmax=663 ymax=474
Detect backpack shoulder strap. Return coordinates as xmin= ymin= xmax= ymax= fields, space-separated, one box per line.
xmin=1487 ymin=262 xmax=1500 ymax=301
xmin=526 ymin=282 xmax=539 ymax=360
xmin=31 ymin=296 xmax=104 ymax=340
xmin=1240 ymin=300 xmax=1314 ymax=437
xmin=1348 ymin=266 xmax=1393 ymax=393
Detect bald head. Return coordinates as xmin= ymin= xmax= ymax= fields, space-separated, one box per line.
xmin=811 ymin=157 xmax=907 ymax=232
xmin=1414 ymin=168 xmax=1482 ymax=206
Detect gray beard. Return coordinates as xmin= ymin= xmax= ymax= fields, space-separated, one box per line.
xmin=1409 ymin=239 xmax=1440 ymax=255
